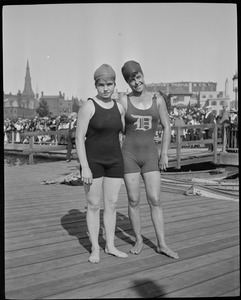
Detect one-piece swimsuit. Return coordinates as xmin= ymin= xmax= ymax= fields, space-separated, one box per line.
xmin=122 ymin=95 xmax=160 ymax=174
xmin=80 ymin=98 xmax=124 ymax=178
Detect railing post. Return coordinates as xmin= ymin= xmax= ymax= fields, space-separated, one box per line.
xmin=176 ymin=126 xmax=181 ymax=169
xmin=213 ymin=123 xmax=217 ymax=164
xmin=55 ymin=131 xmax=58 ymax=145
xmin=222 ymin=124 xmax=227 ymax=152
xmin=11 ymin=131 xmax=14 ymax=144
xmin=29 ymin=136 xmax=34 ymax=164
xmin=234 ymin=127 xmax=238 ymax=149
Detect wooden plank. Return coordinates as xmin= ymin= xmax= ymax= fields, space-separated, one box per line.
xmin=5 ymin=216 xmax=238 ymax=248
xmin=161 ymin=270 xmax=240 ymax=298
xmin=4 ymin=161 xmax=239 ymax=298
xmin=5 ymin=243 xmax=239 ymax=299
xmin=96 ymin=258 xmax=239 ymax=298
xmin=5 ymin=210 xmax=239 ymax=255
xmin=22 ymin=145 xmax=67 ymax=153
xmin=5 ymin=201 xmax=238 ymax=231
xmin=5 ymin=217 xmax=238 ymax=251
xmin=5 ymin=214 xmax=239 ymax=258
xmin=5 ymin=206 xmax=239 ymax=247
xmin=220 ymin=288 xmax=240 ymax=296
xmin=5 ymin=228 xmax=239 ymax=279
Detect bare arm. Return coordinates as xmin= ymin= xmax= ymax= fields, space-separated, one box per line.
xmin=116 ymin=94 xmax=128 ymax=114
xmin=116 ymin=101 xmax=125 ymax=133
xmin=116 ymin=94 xmax=128 ymax=136
xmin=156 ymin=94 xmax=171 ymax=170
xmin=75 ymin=100 xmax=94 ymax=185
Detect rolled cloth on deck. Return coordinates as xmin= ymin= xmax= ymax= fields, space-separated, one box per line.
xmin=121 ymin=60 xmax=143 ymax=82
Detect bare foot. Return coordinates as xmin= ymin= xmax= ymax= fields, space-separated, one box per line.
xmin=105 ymin=247 xmax=128 ymax=258
xmin=88 ymin=248 xmax=100 ymax=263
xmin=130 ymin=241 xmax=144 ymax=255
xmin=157 ymin=246 xmax=179 ymax=259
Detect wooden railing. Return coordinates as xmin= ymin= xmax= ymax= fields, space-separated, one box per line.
xmin=11 ymin=124 xmax=238 ymax=166
xmin=222 ymin=123 xmax=239 ymax=152
xmin=168 ymin=123 xmax=221 ymax=169
xmin=22 ymin=130 xmax=70 ymax=164
xmin=167 ymin=123 xmax=238 ymax=168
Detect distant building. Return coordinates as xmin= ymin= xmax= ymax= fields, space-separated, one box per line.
xmin=204 ymin=97 xmax=231 ymax=117
xmin=198 ymin=91 xmax=220 ymax=107
xmin=200 ymin=78 xmax=234 ymax=116
xmin=145 ymin=80 xmax=232 ymax=111
xmin=146 ymin=81 xmax=218 ymax=108
xmin=3 ymin=60 xmax=82 ymax=119
xmin=146 ymin=81 xmax=217 ymax=94
xmin=38 ymin=91 xmax=81 ymax=117
xmin=4 ymin=60 xmax=37 ymax=120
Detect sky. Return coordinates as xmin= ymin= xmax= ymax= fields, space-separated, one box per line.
xmin=3 ymin=3 xmax=238 ymax=101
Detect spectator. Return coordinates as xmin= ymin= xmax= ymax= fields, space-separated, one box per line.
xmin=203 ymin=105 xmax=215 ymax=151
xmin=66 ymin=112 xmax=77 ymax=162
xmin=219 ymin=101 xmax=230 ymax=125
xmin=14 ymin=119 xmax=22 ymax=143
xmin=230 ymin=108 xmax=238 ymax=126
xmin=174 ymin=109 xmax=186 ymax=141
xmin=4 ymin=121 xmax=8 ymax=143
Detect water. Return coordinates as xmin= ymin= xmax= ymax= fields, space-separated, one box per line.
xmin=5 ymin=153 xmax=238 ymax=180
xmin=4 ymin=153 xmax=65 ymax=167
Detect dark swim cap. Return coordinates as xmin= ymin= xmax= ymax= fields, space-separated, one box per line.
xmin=121 ymin=60 xmax=143 ymax=82
xmin=94 ymin=64 xmax=116 ymax=82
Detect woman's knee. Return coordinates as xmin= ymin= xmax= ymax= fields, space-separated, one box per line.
xmin=87 ymin=198 xmax=101 ymax=211
xmin=148 ymin=195 xmax=161 ymax=207
xmin=105 ymin=197 xmax=118 ymax=210
xmin=128 ymin=193 xmax=140 ymax=208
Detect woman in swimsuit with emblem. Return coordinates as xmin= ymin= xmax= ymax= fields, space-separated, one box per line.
xmin=118 ymin=60 xmax=178 ymax=259
xmin=75 ymin=64 xmax=128 ymax=263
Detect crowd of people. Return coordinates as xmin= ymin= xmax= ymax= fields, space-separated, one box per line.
xmin=3 ymin=114 xmax=74 ymax=144
xmin=159 ymin=104 xmax=237 ymax=145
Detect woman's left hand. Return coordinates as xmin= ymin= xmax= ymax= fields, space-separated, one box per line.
xmin=159 ymin=154 xmax=168 ymax=171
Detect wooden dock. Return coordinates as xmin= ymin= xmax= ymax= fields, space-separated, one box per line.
xmin=4 ymin=161 xmax=240 ymax=298
xmin=4 ymin=142 xmax=233 ymax=169
xmin=4 ymin=122 xmax=239 ymax=168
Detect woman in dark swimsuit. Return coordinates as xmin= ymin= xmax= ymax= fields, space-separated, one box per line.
xmin=75 ymin=64 xmax=128 ymax=263
xmin=119 ymin=60 xmax=178 ymax=259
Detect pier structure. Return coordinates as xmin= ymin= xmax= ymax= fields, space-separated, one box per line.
xmin=4 ymin=123 xmax=239 ymax=168
xmin=4 ymin=160 xmax=239 ymax=298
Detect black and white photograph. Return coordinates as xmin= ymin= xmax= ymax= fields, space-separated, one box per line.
xmin=3 ymin=2 xmax=239 ymax=298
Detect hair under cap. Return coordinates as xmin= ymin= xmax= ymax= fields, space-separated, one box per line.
xmin=121 ymin=60 xmax=143 ymax=82
xmin=94 ymin=64 xmax=116 ymax=82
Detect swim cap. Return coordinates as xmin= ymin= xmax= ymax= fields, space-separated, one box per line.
xmin=121 ymin=60 xmax=143 ymax=82
xmin=94 ymin=64 xmax=116 ymax=82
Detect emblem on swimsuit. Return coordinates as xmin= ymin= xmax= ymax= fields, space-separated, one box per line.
xmin=131 ymin=114 xmax=152 ymax=131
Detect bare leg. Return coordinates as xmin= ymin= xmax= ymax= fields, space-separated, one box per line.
xmin=103 ymin=177 xmax=128 ymax=258
xmin=124 ymin=173 xmax=144 ymax=254
xmin=142 ymin=171 xmax=179 ymax=259
xmin=84 ymin=179 xmax=103 ymax=263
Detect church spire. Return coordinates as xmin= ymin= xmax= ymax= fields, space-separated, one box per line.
xmin=22 ymin=59 xmax=35 ymax=97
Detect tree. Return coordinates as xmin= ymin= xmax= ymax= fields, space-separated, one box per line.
xmin=36 ymin=99 xmax=49 ymax=117
xmin=72 ymin=98 xmax=80 ymax=113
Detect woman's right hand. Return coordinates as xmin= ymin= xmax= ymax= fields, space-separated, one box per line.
xmin=81 ymin=167 xmax=93 ymax=185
